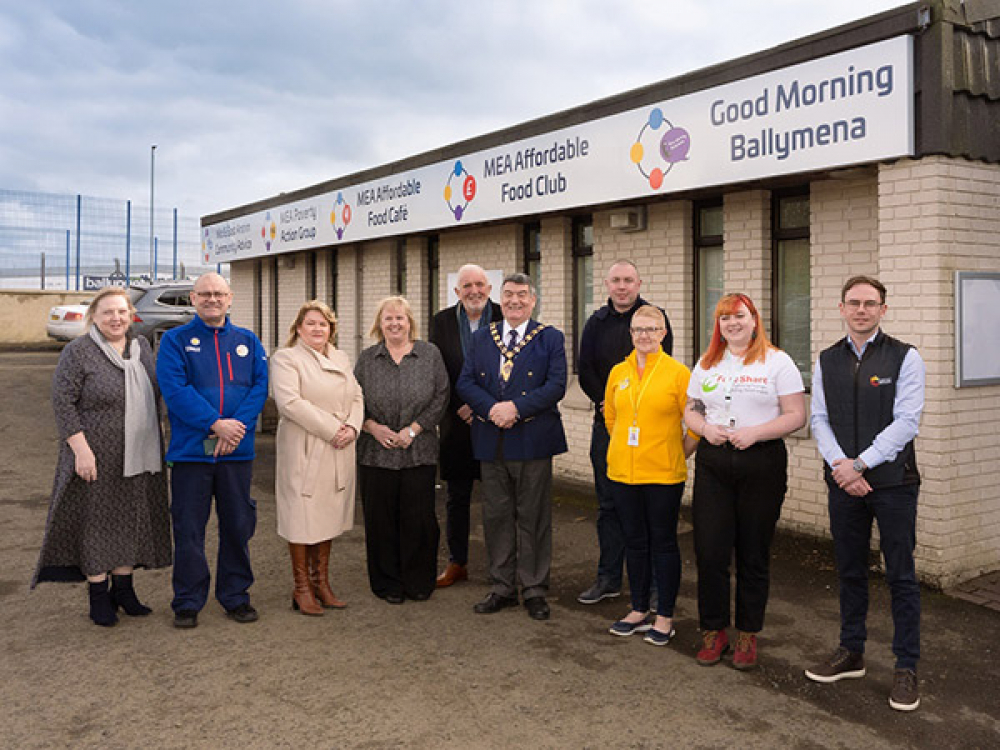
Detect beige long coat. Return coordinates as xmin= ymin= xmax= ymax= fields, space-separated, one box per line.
xmin=272 ymin=341 xmax=364 ymax=543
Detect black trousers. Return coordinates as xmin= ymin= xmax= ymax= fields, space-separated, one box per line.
xmin=359 ymin=464 xmax=439 ymax=600
xmin=693 ymin=439 xmax=787 ymax=633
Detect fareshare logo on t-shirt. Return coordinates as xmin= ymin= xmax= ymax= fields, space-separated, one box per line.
xmin=700 ymin=373 xmax=771 ymax=396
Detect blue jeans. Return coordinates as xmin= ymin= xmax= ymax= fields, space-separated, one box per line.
xmin=611 ymin=480 xmax=684 ymax=617
xmin=829 ymin=482 xmax=920 ymax=670
xmin=170 ymin=461 xmax=256 ymax=613
xmin=590 ymin=418 xmax=624 ymax=589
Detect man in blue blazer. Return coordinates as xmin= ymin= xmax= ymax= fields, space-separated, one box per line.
xmin=456 ymin=273 xmax=567 ymax=621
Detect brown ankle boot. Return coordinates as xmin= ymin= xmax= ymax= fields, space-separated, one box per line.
xmin=309 ymin=541 xmax=347 ymax=609
xmin=289 ymin=543 xmax=323 ymax=616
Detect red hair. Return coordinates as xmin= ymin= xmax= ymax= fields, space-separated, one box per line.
xmin=698 ymin=293 xmax=773 ymax=369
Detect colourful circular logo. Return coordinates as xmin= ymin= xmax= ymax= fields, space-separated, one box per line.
xmin=330 ymin=192 xmax=352 ymax=240
xmin=631 ymin=108 xmax=690 ymax=190
xmin=444 ymin=160 xmax=476 ymax=221
xmin=261 ymin=212 xmax=277 ymax=252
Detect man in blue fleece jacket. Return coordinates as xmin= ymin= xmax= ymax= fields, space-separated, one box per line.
xmin=157 ymin=273 xmax=268 ymax=629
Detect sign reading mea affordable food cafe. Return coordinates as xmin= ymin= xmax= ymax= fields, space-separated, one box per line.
xmin=205 ymin=36 xmax=912 ymax=262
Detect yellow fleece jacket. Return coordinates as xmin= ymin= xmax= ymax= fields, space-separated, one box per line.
xmin=604 ymin=349 xmax=691 ymax=485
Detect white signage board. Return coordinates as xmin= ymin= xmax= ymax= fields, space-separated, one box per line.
xmin=956 ymin=271 xmax=1000 ymax=387
xmin=204 ymin=36 xmax=913 ymax=263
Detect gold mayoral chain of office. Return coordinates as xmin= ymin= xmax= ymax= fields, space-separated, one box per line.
xmin=491 ymin=322 xmax=547 ymax=382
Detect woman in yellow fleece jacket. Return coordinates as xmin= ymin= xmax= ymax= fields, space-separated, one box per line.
xmin=604 ymin=305 xmax=698 ymax=645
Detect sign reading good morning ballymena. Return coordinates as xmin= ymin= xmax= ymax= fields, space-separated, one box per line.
xmin=203 ymin=36 xmax=913 ymax=262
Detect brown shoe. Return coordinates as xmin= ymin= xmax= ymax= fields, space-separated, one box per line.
xmin=805 ymin=646 xmax=866 ymax=683
xmin=889 ymin=668 xmax=920 ymax=711
xmin=309 ymin=541 xmax=347 ymax=609
xmin=436 ymin=562 xmax=468 ymax=588
xmin=289 ymin=543 xmax=323 ymax=616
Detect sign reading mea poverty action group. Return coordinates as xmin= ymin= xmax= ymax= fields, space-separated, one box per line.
xmin=204 ymin=36 xmax=913 ymax=263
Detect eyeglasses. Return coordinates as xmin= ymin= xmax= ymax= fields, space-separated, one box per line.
xmin=630 ymin=326 xmax=663 ymax=336
xmin=195 ymin=291 xmax=230 ymax=300
xmin=844 ymin=299 xmax=882 ymax=310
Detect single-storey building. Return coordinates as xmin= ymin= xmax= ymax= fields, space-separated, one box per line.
xmin=202 ymin=0 xmax=1000 ymax=588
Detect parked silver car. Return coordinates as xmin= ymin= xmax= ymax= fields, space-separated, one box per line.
xmin=129 ymin=281 xmax=196 ymax=347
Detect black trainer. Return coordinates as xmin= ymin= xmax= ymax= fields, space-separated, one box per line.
xmin=805 ymin=646 xmax=866 ymax=683
xmin=225 ymin=603 xmax=259 ymax=624
xmin=173 ymin=610 xmax=198 ymax=629
xmin=889 ymin=668 xmax=920 ymax=711
xmin=577 ymin=580 xmax=622 ymax=605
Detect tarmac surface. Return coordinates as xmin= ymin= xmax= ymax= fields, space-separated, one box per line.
xmin=1 ymin=347 xmax=998 ymax=749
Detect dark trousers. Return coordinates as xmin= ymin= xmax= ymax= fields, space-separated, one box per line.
xmin=170 ymin=461 xmax=256 ymax=613
xmin=829 ymin=482 xmax=920 ymax=669
xmin=611 ymin=480 xmax=684 ymax=617
xmin=480 ymin=458 xmax=552 ymax=599
xmin=590 ymin=418 xmax=624 ymax=589
xmin=693 ymin=439 xmax=787 ymax=633
xmin=359 ymin=464 xmax=439 ymax=600
xmin=444 ymin=477 xmax=475 ymax=565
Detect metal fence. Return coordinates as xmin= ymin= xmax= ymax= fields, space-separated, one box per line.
xmin=0 ymin=188 xmax=217 ymax=290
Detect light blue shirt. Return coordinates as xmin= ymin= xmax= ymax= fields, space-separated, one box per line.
xmin=811 ymin=330 xmax=925 ymax=470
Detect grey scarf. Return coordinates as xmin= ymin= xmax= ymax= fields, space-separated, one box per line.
xmin=88 ymin=327 xmax=162 ymax=477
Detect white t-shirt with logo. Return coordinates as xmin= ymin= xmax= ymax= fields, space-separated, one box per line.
xmin=687 ymin=348 xmax=804 ymax=429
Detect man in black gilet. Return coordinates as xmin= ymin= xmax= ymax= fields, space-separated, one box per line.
xmin=805 ymin=276 xmax=926 ymax=712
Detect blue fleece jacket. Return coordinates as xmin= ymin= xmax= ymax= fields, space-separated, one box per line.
xmin=157 ymin=316 xmax=268 ymax=463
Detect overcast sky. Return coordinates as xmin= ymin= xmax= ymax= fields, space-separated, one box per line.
xmin=0 ymin=0 xmax=910 ymax=221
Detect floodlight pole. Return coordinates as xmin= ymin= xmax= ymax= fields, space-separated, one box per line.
xmin=149 ymin=144 xmax=157 ymax=281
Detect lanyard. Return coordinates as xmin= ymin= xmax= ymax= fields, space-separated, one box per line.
xmin=721 ymin=350 xmax=744 ymax=428
xmin=629 ymin=353 xmax=664 ymax=426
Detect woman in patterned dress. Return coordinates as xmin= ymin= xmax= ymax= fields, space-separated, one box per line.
xmin=33 ymin=286 xmax=172 ymax=627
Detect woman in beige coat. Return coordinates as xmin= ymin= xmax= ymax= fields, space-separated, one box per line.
xmin=272 ymin=301 xmax=364 ymax=615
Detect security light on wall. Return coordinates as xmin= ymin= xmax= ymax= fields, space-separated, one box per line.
xmin=281 ymin=255 xmax=296 ymax=269
xmin=609 ymin=206 xmax=647 ymax=232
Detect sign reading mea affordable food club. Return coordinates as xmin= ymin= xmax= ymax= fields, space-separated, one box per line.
xmin=205 ymin=36 xmax=913 ymax=262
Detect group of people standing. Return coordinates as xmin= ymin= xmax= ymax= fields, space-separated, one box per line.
xmin=571 ymin=261 xmax=924 ymax=711
xmin=31 ymin=260 xmax=925 ymax=711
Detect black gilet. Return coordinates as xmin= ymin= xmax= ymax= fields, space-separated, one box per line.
xmin=819 ymin=331 xmax=920 ymax=489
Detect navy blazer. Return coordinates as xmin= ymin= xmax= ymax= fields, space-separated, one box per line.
xmin=456 ymin=319 xmax=568 ymax=462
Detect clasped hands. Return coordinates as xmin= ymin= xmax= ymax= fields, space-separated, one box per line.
xmin=831 ymin=458 xmax=872 ymax=497
xmin=211 ymin=418 xmax=246 ymax=457
xmin=369 ymin=422 xmax=415 ymax=450
xmin=488 ymin=401 xmax=518 ymax=429
xmin=330 ymin=424 xmax=358 ymax=450
xmin=701 ymin=423 xmax=761 ymax=450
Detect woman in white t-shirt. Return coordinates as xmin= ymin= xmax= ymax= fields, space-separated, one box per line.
xmin=683 ymin=293 xmax=806 ymax=670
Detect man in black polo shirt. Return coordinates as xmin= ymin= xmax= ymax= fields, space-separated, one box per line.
xmin=576 ymin=260 xmax=673 ymax=604
xmin=805 ymin=275 xmax=926 ymax=712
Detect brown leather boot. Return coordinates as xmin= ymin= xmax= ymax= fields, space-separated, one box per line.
xmin=309 ymin=541 xmax=347 ymax=609
xmin=289 ymin=543 xmax=323 ymax=616
xmin=436 ymin=562 xmax=468 ymax=588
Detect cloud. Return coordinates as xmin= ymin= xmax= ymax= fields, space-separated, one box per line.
xmin=0 ymin=0 xmax=908 ymax=220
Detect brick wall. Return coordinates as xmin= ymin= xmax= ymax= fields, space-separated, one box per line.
xmin=877 ymin=157 xmax=1000 ymax=587
xmin=222 ymin=155 xmax=1000 ymax=586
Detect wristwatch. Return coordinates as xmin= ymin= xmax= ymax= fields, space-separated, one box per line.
xmin=408 ymin=427 xmax=417 ymax=439
xmin=852 ymin=458 xmax=866 ymax=473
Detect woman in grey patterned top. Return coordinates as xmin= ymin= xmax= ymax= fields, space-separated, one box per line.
xmin=354 ymin=296 xmax=449 ymax=604
xmin=33 ymin=287 xmax=171 ymax=627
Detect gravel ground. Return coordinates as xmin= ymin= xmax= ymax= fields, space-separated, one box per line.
xmin=1 ymin=348 xmax=997 ymax=749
